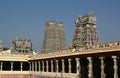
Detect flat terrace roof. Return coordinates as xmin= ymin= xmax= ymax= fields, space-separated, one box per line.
xmin=29 ymin=46 xmax=120 ymax=61
xmin=0 ymin=46 xmax=120 ymax=62
xmin=0 ymin=54 xmax=30 ymax=62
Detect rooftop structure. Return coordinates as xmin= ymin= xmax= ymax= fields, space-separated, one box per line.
xmin=11 ymin=38 xmax=33 ymax=53
xmin=72 ymin=12 xmax=99 ymax=49
xmin=41 ymin=21 xmax=67 ymax=53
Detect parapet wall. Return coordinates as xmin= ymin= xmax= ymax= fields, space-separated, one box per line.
xmin=0 ymin=71 xmax=29 ymax=78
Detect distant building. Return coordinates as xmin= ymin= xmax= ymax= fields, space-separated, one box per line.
xmin=0 ymin=40 xmax=3 ymax=52
xmin=41 ymin=21 xmax=67 ymax=53
xmin=72 ymin=12 xmax=99 ymax=49
xmin=11 ymin=38 xmax=33 ymax=53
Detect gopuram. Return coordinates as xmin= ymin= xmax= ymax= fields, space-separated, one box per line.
xmin=11 ymin=38 xmax=33 ymax=53
xmin=41 ymin=21 xmax=67 ymax=53
xmin=72 ymin=11 xmax=99 ymax=49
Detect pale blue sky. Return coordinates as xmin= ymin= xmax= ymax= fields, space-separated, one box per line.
xmin=0 ymin=0 xmax=120 ymax=52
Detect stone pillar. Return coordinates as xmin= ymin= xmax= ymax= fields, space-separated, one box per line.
xmin=32 ymin=61 xmax=34 ymax=71
xmin=35 ymin=61 xmax=37 ymax=71
xmin=112 ymin=56 xmax=118 ymax=78
xmin=68 ymin=58 xmax=72 ymax=73
xmin=29 ymin=62 xmax=31 ymax=71
xmin=51 ymin=60 xmax=53 ymax=72
xmin=46 ymin=61 xmax=49 ymax=72
xmin=87 ymin=57 xmax=93 ymax=78
xmin=11 ymin=62 xmax=13 ymax=71
xmin=20 ymin=62 xmax=23 ymax=71
xmin=56 ymin=60 xmax=59 ymax=72
xmin=42 ymin=61 xmax=44 ymax=72
xmin=76 ymin=58 xmax=80 ymax=74
xmin=38 ymin=61 xmax=41 ymax=71
xmin=0 ymin=62 xmax=3 ymax=71
xmin=62 ymin=59 xmax=65 ymax=73
xmin=76 ymin=58 xmax=81 ymax=78
xmin=100 ymin=57 xmax=105 ymax=78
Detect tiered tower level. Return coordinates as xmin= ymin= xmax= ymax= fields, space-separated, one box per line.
xmin=41 ymin=21 xmax=67 ymax=53
xmin=72 ymin=12 xmax=99 ymax=49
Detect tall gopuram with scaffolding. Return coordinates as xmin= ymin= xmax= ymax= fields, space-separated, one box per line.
xmin=72 ymin=12 xmax=99 ymax=49
xmin=41 ymin=21 xmax=67 ymax=53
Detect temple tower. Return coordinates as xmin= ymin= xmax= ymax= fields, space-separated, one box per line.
xmin=72 ymin=12 xmax=99 ymax=49
xmin=11 ymin=38 xmax=33 ymax=53
xmin=41 ymin=21 xmax=67 ymax=53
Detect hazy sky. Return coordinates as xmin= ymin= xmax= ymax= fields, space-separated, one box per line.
xmin=0 ymin=0 xmax=120 ymax=52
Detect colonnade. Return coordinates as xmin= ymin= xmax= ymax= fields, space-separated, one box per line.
xmin=29 ymin=56 xmax=119 ymax=78
xmin=0 ymin=61 xmax=28 ymax=71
